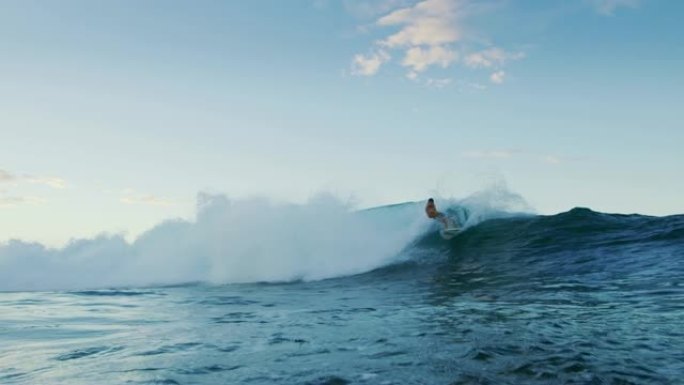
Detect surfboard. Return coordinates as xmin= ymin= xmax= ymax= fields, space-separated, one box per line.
xmin=440 ymin=227 xmax=461 ymax=240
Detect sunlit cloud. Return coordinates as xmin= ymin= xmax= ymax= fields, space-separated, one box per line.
xmin=402 ymin=45 xmax=458 ymax=75
xmin=349 ymin=0 xmax=523 ymax=85
xmin=377 ymin=0 xmax=461 ymax=48
xmin=352 ymin=0 xmax=461 ymax=77
xmin=0 ymin=168 xmax=67 ymax=189
xmin=0 ymin=168 xmax=63 ymax=209
xmin=351 ymin=50 xmax=391 ymax=76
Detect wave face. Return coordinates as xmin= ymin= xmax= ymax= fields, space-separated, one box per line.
xmin=416 ymin=204 xmax=684 ymax=260
xmin=410 ymin=207 xmax=684 ymax=277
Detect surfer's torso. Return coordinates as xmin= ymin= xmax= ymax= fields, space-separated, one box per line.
xmin=425 ymin=200 xmax=442 ymax=219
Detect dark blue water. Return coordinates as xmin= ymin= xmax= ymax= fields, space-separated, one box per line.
xmin=1 ymin=207 xmax=683 ymax=384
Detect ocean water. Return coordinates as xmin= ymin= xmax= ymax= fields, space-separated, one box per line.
xmin=1 ymin=200 xmax=683 ymax=384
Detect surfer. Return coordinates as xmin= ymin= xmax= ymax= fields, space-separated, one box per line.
xmin=425 ymin=198 xmax=449 ymax=228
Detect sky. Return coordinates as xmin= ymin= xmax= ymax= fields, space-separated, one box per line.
xmin=1 ymin=0 xmax=682 ymax=246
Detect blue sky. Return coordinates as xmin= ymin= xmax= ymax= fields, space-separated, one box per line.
xmin=1 ymin=0 xmax=682 ymax=245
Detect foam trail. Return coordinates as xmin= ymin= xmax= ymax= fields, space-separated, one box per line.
xmin=0 ymin=193 xmax=428 ymax=292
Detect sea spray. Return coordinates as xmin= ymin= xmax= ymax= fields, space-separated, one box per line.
xmin=0 ymin=193 xmax=426 ymax=291
xmin=437 ymin=181 xmax=535 ymax=228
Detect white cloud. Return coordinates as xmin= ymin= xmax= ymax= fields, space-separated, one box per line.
xmin=0 ymin=168 xmax=67 ymax=189
xmin=0 ymin=196 xmax=46 ymax=208
xmin=0 ymin=168 xmax=63 ymax=209
xmin=349 ymin=0 xmax=523 ymax=84
xmin=465 ymin=48 xmax=524 ymax=69
xmin=490 ymin=70 xmax=505 ymax=84
xmin=377 ymin=0 xmax=461 ymax=47
xmin=25 ymin=176 xmax=67 ymax=189
xmin=402 ymin=45 xmax=458 ymax=72
xmin=590 ymin=0 xmax=639 ymax=15
xmin=351 ymin=50 xmax=390 ymax=76
xmin=351 ymin=0 xmax=462 ymax=77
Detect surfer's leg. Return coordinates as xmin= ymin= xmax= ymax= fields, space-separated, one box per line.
xmin=436 ymin=213 xmax=449 ymax=228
